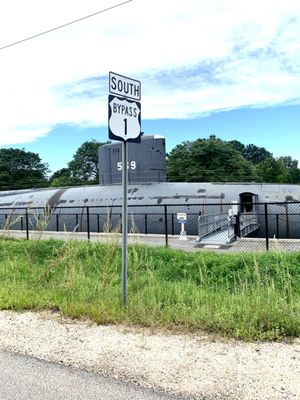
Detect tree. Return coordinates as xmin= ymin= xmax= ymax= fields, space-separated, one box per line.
xmin=49 ymin=168 xmax=74 ymax=187
xmin=167 ymin=136 xmax=256 ymax=182
xmin=277 ymin=156 xmax=300 ymax=183
xmin=0 ymin=148 xmax=49 ymax=190
xmin=242 ymin=144 xmax=272 ymax=165
xmin=68 ymin=140 xmax=107 ymax=184
xmin=228 ymin=141 xmax=272 ymax=164
xmin=228 ymin=140 xmax=245 ymax=154
xmin=166 ymin=141 xmax=192 ymax=182
xmin=255 ymin=157 xmax=288 ymax=183
xmin=254 ymin=156 xmax=300 ymax=183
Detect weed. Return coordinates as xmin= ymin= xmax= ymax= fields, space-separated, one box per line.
xmin=0 ymin=238 xmax=298 ymax=340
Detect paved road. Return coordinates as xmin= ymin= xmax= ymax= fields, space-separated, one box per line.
xmin=0 ymin=351 xmax=187 ymax=400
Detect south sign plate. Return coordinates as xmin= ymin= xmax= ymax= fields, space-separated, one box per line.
xmin=108 ymin=95 xmax=141 ymax=143
xmin=109 ymin=71 xmax=141 ymax=101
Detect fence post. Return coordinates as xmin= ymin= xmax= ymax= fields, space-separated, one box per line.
xmin=25 ymin=209 xmax=29 ymax=240
xmin=234 ymin=212 xmax=241 ymax=237
xmin=144 ymin=214 xmax=148 ymax=234
xmin=87 ymin=206 xmax=90 ymax=240
xmin=264 ymin=203 xmax=269 ymax=251
xmin=285 ymin=204 xmax=290 ymax=238
xmin=20 ymin=216 xmax=24 ymax=231
xmin=164 ymin=204 xmax=168 ymax=247
xmin=56 ymin=214 xmax=59 ymax=232
xmin=97 ymin=214 xmax=100 ymax=233
xmin=75 ymin=214 xmax=79 ymax=232
xmin=171 ymin=213 xmax=175 ymax=235
xmin=276 ymin=214 xmax=279 ymax=239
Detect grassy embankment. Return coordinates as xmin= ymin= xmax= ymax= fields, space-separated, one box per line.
xmin=0 ymin=237 xmax=299 ymax=340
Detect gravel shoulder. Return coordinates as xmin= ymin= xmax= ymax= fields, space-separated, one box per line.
xmin=0 ymin=310 xmax=299 ymax=400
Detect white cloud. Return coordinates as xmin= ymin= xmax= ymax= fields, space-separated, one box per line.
xmin=0 ymin=0 xmax=300 ymax=144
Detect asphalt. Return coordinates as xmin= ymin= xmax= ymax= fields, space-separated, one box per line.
xmin=0 ymin=350 xmax=188 ymax=400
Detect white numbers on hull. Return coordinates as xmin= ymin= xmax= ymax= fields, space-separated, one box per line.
xmin=117 ymin=161 xmax=136 ymax=171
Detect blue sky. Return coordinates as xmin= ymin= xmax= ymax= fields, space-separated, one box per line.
xmin=0 ymin=0 xmax=299 ymax=175
xmin=10 ymin=104 xmax=300 ymax=174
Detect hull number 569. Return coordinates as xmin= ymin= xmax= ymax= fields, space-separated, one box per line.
xmin=117 ymin=161 xmax=137 ymax=171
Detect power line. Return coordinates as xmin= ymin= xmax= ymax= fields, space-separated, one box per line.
xmin=0 ymin=0 xmax=133 ymax=51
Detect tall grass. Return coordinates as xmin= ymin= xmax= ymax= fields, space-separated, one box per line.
xmin=0 ymin=237 xmax=299 ymax=340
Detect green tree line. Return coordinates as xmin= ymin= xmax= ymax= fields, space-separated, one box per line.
xmin=0 ymin=140 xmax=106 ymax=190
xmin=0 ymin=136 xmax=299 ymax=190
xmin=167 ymin=136 xmax=300 ymax=183
xmin=0 ymin=148 xmax=49 ymax=190
xmin=49 ymin=140 xmax=107 ymax=187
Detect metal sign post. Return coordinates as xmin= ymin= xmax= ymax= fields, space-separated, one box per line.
xmin=108 ymin=71 xmax=141 ymax=307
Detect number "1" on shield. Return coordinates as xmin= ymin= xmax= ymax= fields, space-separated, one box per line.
xmin=123 ymin=119 xmax=127 ymax=136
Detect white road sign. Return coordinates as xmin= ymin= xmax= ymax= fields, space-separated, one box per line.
xmin=109 ymin=71 xmax=141 ymax=101
xmin=177 ymin=212 xmax=187 ymax=222
xmin=108 ymin=95 xmax=141 ymax=142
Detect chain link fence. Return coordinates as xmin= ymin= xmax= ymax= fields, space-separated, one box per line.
xmin=1 ymin=201 xmax=300 ymax=252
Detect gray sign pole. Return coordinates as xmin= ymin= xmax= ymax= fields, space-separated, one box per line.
xmin=121 ymin=140 xmax=128 ymax=306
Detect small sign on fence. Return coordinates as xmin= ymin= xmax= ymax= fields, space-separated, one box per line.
xmin=177 ymin=212 xmax=187 ymax=223
xmin=177 ymin=213 xmax=187 ymax=240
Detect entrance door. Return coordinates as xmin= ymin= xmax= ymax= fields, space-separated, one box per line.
xmin=239 ymin=192 xmax=257 ymax=212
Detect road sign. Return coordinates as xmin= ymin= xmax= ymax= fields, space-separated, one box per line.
xmin=107 ymin=71 xmax=142 ymax=307
xmin=177 ymin=212 xmax=187 ymax=223
xmin=109 ymin=71 xmax=141 ymax=101
xmin=108 ymin=95 xmax=141 ymax=143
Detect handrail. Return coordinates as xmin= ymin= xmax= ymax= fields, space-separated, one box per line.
xmin=239 ymin=212 xmax=260 ymax=237
xmin=197 ymin=213 xmax=228 ymax=240
xmin=197 ymin=211 xmax=260 ymax=243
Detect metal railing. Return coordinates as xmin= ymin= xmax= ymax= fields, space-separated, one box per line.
xmin=197 ymin=213 xmax=229 ymax=241
xmin=239 ymin=212 xmax=260 ymax=237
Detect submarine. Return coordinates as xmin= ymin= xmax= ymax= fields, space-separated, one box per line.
xmin=0 ymin=135 xmax=300 ymax=238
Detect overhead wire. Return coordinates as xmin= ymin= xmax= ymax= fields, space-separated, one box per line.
xmin=0 ymin=0 xmax=134 ymax=175
xmin=0 ymin=0 xmax=133 ymax=51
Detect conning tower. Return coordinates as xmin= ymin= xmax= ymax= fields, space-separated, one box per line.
xmin=98 ymin=135 xmax=167 ymax=184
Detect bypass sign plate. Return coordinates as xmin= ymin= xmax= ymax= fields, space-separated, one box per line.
xmin=108 ymin=95 xmax=141 ymax=143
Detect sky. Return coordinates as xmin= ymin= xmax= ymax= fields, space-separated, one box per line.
xmin=0 ymin=0 xmax=299 ymax=175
